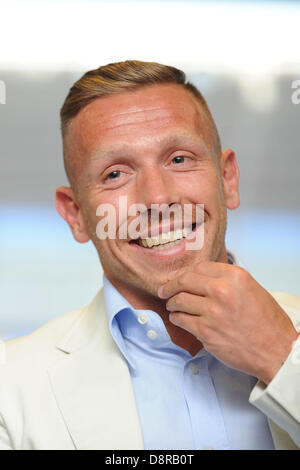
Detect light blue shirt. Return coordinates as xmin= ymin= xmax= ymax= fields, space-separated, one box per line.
xmin=103 ymin=254 xmax=274 ymax=450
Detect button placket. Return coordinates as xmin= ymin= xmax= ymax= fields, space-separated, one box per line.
xmin=188 ymin=362 xmax=199 ymax=375
xmin=137 ymin=313 xmax=148 ymax=325
xmin=147 ymin=329 xmax=158 ymax=340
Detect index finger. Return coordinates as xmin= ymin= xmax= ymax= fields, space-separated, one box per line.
xmin=193 ymin=260 xmax=231 ymax=277
xmin=157 ymin=271 xmax=215 ymax=299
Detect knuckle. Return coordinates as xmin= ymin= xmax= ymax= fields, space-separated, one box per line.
xmin=167 ymin=292 xmax=184 ymax=310
xmin=170 ymin=312 xmax=183 ymax=325
xmin=175 ymin=292 xmax=187 ymax=309
xmin=213 ymin=281 xmax=230 ymax=301
xmin=207 ymin=302 xmax=218 ymax=317
xmin=195 ymin=262 xmax=209 ymax=274
xmin=177 ymin=275 xmax=186 ymax=288
xmin=178 ymin=272 xmax=190 ymax=287
xmin=232 ymin=266 xmax=249 ymax=284
xmin=197 ymin=325 xmax=214 ymax=344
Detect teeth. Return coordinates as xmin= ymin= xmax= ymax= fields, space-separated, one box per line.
xmin=151 ymin=239 xmax=182 ymax=250
xmin=139 ymin=226 xmax=194 ymax=249
xmin=183 ymin=226 xmax=193 ymax=238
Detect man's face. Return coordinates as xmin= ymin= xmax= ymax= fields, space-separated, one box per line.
xmin=60 ymin=84 xmax=239 ymax=303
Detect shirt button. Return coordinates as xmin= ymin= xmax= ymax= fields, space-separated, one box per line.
xmin=203 ymin=445 xmax=215 ymax=450
xmin=188 ymin=362 xmax=199 ymax=374
xmin=147 ymin=330 xmax=158 ymax=340
xmin=137 ymin=313 xmax=148 ymax=324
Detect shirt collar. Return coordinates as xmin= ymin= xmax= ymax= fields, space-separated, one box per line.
xmin=103 ymin=275 xmax=133 ymax=320
xmin=103 ymin=276 xmax=188 ymax=370
xmin=103 ymin=275 xmax=137 ymax=370
xmin=227 ymin=250 xmax=243 ymax=268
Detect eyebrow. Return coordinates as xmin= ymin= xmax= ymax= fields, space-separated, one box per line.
xmin=89 ymin=146 xmax=130 ymax=163
xmin=88 ymin=133 xmax=210 ymax=164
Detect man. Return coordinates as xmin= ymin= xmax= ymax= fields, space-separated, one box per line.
xmin=0 ymin=61 xmax=299 ymax=450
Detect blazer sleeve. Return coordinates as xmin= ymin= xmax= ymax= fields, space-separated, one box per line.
xmin=0 ymin=413 xmax=13 ymax=450
xmin=0 ymin=342 xmax=14 ymax=450
xmin=249 ymin=334 xmax=300 ymax=447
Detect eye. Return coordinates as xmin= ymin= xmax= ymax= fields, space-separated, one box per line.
xmin=172 ymin=155 xmax=186 ymax=164
xmin=106 ymin=170 xmax=121 ymax=180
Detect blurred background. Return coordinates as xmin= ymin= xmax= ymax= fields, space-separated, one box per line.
xmin=0 ymin=0 xmax=299 ymax=340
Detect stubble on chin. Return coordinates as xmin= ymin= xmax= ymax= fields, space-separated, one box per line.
xmin=123 ymin=250 xmax=204 ymax=300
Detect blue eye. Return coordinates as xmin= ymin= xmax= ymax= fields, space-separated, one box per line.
xmin=172 ymin=156 xmax=185 ymax=164
xmin=107 ymin=170 xmax=121 ymax=179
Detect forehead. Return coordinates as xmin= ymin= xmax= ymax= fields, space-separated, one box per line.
xmin=67 ymin=84 xmax=208 ymax=157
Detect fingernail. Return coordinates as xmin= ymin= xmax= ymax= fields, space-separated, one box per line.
xmin=169 ymin=314 xmax=178 ymax=325
xmin=167 ymin=270 xmax=179 ymax=280
xmin=157 ymin=285 xmax=165 ymax=298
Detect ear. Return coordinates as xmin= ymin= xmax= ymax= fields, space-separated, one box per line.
xmin=55 ymin=186 xmax=90 ymax=243
xmin=220 ymin=148 xmax=240 ymax=210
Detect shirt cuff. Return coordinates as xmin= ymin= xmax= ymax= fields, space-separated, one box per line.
xmin=249 ymin=334 xmax=300 ymax=446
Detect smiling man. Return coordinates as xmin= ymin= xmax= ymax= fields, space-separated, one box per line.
xmin=0 ymin=61 xmax=300 ymax=450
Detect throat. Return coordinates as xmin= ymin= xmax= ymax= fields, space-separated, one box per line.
xmin=161 ymin=313 xmax=204 ymax=356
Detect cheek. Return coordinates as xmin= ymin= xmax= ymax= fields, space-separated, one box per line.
xmin=77 ymin=193 xmax=105 ymax=240
xmin=184 ymin=175 xmax=221 ymax=207
xmin=201 ymin=170 xmax=225 ymax=207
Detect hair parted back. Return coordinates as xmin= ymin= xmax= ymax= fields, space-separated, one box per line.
xmin=60 ymin=60 xmax=221 ymax=184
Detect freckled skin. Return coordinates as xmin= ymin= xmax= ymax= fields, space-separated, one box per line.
xmin=57 ymin=84 xmax=240 ymax=354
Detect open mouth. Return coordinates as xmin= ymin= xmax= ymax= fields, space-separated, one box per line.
xmin=129 ymin=223 xmax=198 ymax=251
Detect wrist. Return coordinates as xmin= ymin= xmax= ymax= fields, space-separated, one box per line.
xmin=260 ymin=329 xmax=299 ymax=385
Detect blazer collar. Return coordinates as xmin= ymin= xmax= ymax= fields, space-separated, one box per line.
xmin=48 ymin=289 xmax=144 ymax=450
xmin=54 ymin=290 xmax=107 ymax=354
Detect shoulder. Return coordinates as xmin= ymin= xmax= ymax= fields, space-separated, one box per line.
xmin=0 ymin=307 xmax=91 ymax=450
xmin=0 ymin=307 xmax=85 ymax=377
xmin=0 ymin=289 xmax=106 ymax=380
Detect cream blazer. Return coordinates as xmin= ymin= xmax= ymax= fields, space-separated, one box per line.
xmin=0 ymin=289 xmax=299 ymax=450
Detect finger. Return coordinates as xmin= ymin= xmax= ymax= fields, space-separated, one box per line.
xmin=158 ymin=271 xmax=216 ymax=299
xmin=169 ymin=311 xmax=207 ymax=342
xmin=166 ymin=291 xmax=209 ymax=316
xmin=168 ymin=261 xmax=227 ymax=282
xmin=195 ymin=261 xmax=249 ymax=284
xmin=194 ymin=261 xmax=230 ymax=278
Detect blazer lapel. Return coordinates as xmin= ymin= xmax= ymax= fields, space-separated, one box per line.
xmin=47 ymin=290 xmax=144 ymax=450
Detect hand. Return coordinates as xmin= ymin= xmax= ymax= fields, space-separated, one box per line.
xmin=158 ymin=262 xmax=299 ymax=384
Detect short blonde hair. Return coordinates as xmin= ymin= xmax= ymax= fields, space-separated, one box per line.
xmin=60 ymin=60 xmax=221 ymax=183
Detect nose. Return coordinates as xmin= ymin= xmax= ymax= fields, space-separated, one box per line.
xmin=136 ymin=165 xmax=179 ymax=208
